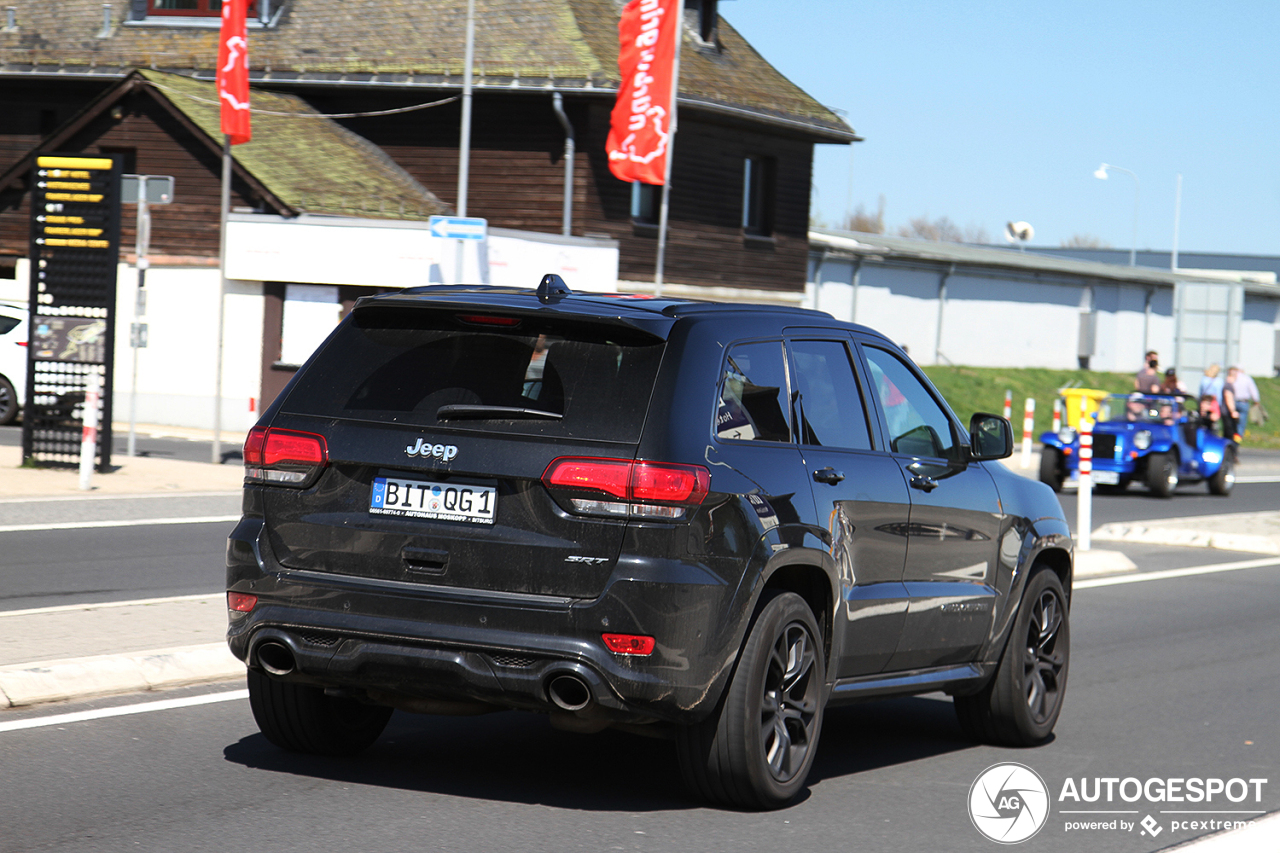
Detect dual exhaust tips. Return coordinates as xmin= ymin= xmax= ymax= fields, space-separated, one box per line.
xmin=251 ymin=637 xmax=596 ymax=714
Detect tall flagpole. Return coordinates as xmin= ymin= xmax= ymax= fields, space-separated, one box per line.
xmin=652 ymin=3 xmax=682 ymax=298
xmin=213 ymin=136 xmax=229 ymax=464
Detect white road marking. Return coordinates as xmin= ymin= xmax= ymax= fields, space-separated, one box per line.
xmin=1077 ymin=556 xmax=1280 ymax=589
xmin=0 ymin=593 xmax=222 ymax=619
xmin=0 ymin=515 xmax=239 ymax=533
xmin=0 ymin=689 xmax=248 ymax=734
xmin=0 ymin=491 xmax=241 ymax=504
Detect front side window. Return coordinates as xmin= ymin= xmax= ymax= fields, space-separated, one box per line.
xmin=863 ymin=346 xmax=959 ymax=460
xmin=788 ymin=340 xmax=872 ymax=450
xmin=715 ymin=341 xmax=791 ymax=442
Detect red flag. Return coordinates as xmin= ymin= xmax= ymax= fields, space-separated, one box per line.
xmin=217 ymin=0 xmax=251 ymax=145
xmin=606 ymin=0 xmax=679 ymax=185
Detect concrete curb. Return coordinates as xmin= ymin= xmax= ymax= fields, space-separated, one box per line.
xmin=0 ymin=643 xmax=244 ymax=709
xmin=1092 ymin=523 xmax=1280 ymax=555
xmin=1073 ymin=549 xmax=1138 ymax=577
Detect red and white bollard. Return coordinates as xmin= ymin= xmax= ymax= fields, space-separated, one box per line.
xmin=1020 ymin=397 xmax=1036 ymax=468
xmin=79 ymin=372 xmax=101 ymax=491
xmin=1051 ymin=398 xmax=1063 ymax=433
xmin=1003 ymin=389 xmax=1013 ymax=421
xmin=1076 ymin=396 xmax=1092 ymax=552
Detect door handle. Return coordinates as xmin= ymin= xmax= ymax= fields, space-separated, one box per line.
xmin=813 ymin=467 xmax=845 ymax=485
xmin=909 ymin=474 xmax=938 ymax=492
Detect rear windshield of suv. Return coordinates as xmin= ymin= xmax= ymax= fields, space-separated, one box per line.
xmin=280 ymin=306 xmax=665 ymax=442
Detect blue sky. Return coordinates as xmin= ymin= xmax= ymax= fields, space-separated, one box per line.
xmin=722 ymin=1 xmax=1280 ymax=257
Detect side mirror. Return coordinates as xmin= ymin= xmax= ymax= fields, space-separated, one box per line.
xmin=969 ymin=412 xmax=1013 ymax=461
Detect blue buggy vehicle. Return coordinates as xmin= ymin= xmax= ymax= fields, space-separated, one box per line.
xmin=1039 ymin=393 xmax=1236 ymax=497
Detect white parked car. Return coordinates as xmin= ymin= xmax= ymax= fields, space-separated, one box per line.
xmin=0 ymin=301 xmax=27 ymax=425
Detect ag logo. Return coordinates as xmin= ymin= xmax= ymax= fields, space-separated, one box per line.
xmin=968 ymin=762 xmax=1050 ymax=844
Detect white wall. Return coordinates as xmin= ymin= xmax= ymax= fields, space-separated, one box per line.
xmin=941 ymin=275 xmax=1082 ymax=369
xmin=111 ymin=265 xmax=263 ymax=433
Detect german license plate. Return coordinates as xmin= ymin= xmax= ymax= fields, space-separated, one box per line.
xmin=370 ymin=477 xmax=496 ymax=524
xmin=1091 ymin=470 xmax=1119 ymax=485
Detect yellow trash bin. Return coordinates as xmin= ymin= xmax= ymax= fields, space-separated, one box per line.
xmin=1059 ymin=388 xmax=1109 ymax=428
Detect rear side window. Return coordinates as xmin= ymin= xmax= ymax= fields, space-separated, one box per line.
xmin=789 ymin=339 xmax=873 ymax=450
xmin=280 ymin=307 xmax=665 ymax=442
xmin=0 ymin=314 xmax=20 ymax=335
xmin=715 ymin=341 xmax=791 ymax=442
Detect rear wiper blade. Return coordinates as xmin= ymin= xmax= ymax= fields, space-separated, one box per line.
xmin=436 ymin=404 xmax=563 ymax=421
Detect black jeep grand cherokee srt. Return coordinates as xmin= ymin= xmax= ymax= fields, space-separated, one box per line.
xmin=226 ymin=277 xmax=1073 ymax=809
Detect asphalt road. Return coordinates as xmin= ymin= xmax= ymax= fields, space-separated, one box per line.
xmin=0 ymin=555 xmax=1276 ymax=852
xmin=0 ymin=424 xmax=243 ymax=465
xmin=0 ymin=494 xmax=239 ymax=611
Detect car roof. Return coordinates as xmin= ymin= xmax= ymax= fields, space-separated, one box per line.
xmin=358 ymin=283 xmax=890 ymax=343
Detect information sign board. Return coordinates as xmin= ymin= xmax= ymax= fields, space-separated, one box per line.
xmin=22 ymin=154 xmax=122 ymax=471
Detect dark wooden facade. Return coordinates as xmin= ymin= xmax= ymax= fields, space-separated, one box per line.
xmin=3 ymin=81 xmax=813 ymax=292
xmin=0 ymin=80 xmax=265 ymax=262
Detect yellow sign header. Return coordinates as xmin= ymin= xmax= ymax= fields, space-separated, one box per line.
xmin=36 ymin=156 xmax=114 ymax=170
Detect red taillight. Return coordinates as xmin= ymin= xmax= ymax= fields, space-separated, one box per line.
xmin=244 ymin=426 xmax=328 ymax=486
xmin=631 ymin=462 xmax=709 ymax=503
xmin=602 ymin=633 xmax=655 ymax=656
xmin=457 ymin=314 xmax=521 ymax=327
xmin=544 ymin=458 xmax=631 ymax=499
xmin=227 ymin=591 xmax=258 ymax=612
xmin=542 ymin=457 xmax=710 ymax=519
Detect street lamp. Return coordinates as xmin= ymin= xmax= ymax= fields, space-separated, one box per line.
xmin=1093 ymin=163 xmax=1139 ymax=266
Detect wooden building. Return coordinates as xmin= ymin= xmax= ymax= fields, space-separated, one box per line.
xmin=0 ymin=0 xmax=855 ymax=429
xmin=0 ymin=0 xmax=854 ymax=293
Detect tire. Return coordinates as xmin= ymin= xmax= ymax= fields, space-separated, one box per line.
xmin=0 ymin=374 xmax=17 ymax=425
xmin=954 ymin=567 xmax=1069 ymax=747
xmin=1144 ymin=451 xmax=1178 ymax=497
xmin=247 ymin=669 xmax=393 ymax=756
xmin=1208 ymin=455 xmax=1234 ymax=496
xmin=677 ymin=591 xmax=826 ymax=810
xmin=1038 ymin=448 xmax=1063 ymax=492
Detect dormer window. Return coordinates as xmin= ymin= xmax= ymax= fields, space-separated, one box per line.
xmin=144 ymin=0 xmax=259 ymax=18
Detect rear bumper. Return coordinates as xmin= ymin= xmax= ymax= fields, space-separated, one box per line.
xmin=226 ymin=516 xmax=739 ymax=725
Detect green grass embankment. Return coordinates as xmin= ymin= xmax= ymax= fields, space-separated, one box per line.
xmin=920 ymin=366 xmax=1280 ymax=449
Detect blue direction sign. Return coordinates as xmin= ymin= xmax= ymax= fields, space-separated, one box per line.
xmin=429 ymin=215 xmax=487 ymax=240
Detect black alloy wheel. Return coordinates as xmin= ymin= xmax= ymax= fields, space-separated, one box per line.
xmin=954 ymin=567 xmax=1069 ymax=746
xmin=677 ymin=591 xmax=826 ymax=809
xmin=760 ymin=620 xmax=822 ymax=783
xmin=1022 ymin=582 xmax=1068 ymax=727
xmin=0 ymin=375 xmax=17 ymax=425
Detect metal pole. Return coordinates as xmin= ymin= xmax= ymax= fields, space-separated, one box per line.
xmin=653 ymin=1 xmax=683 ymax=298
xmin=1076 ymin=396 xmax=1093 ymax=552
xmin=454 ymin=0 xmax=475 ymax=283
xmin=128 ymin=175 xmax=149 ymax=457
xmin=551 ymin=92 xmax=575 ymax=236
xmin=214 ymin=137 xmax=230 ymax=465
xmin=1171 ymin=173 xmax=1182 ymax=271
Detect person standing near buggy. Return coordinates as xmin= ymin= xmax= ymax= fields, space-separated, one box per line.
xmin=1135 ymin=351 xmax=1161 ymax=393
xmin=1199 ymin=363 xmax=1224 ymax=400
xmin=1221 ymin=366 xmax=1242 ymax=442
xmin=1230 ymin=366 xmax=1261 ymax=437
